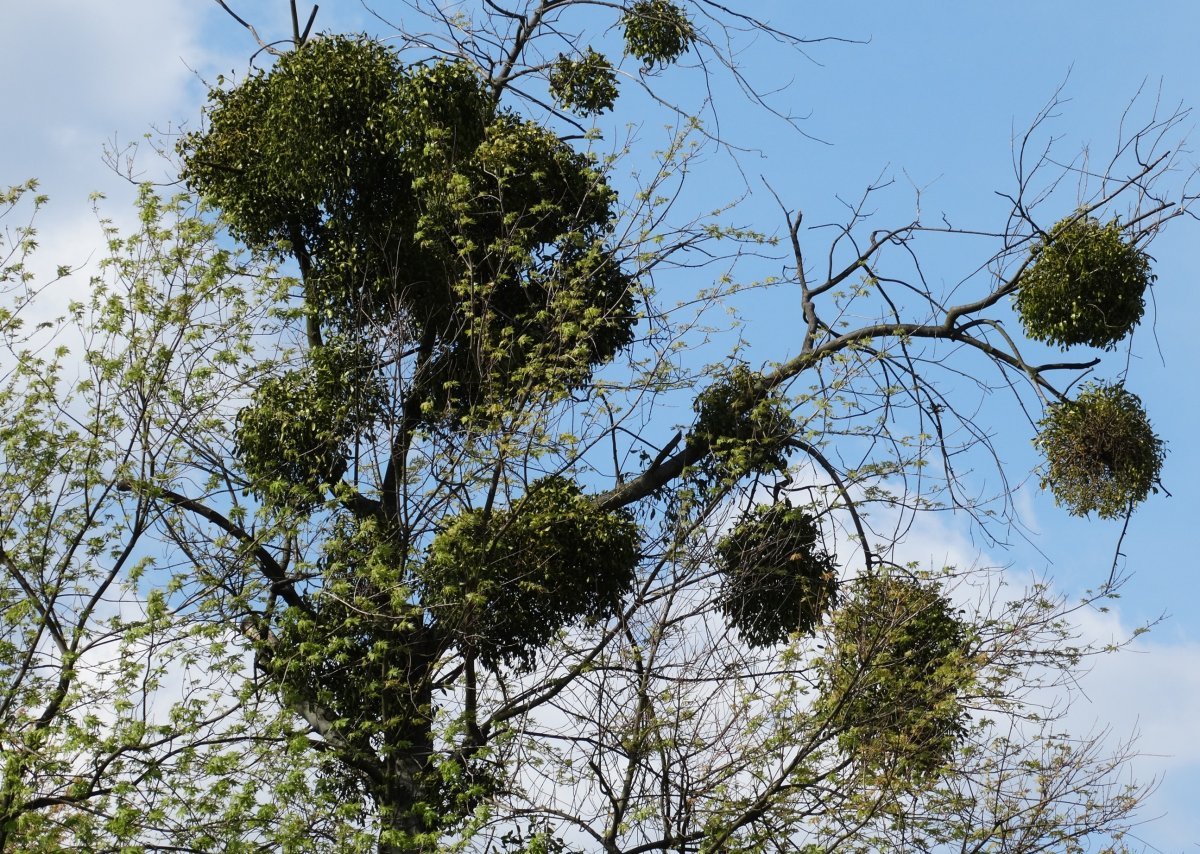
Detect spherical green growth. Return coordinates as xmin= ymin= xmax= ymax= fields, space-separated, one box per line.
xmin=235 ymin=341 xmax=385 ymax=506
xmin=418 ymin=112 xmax=637 ymax=420
xmin=422 ymin=476 xmax=641 ymax=669
xmin=1015 ymin=216 xmax=1152 ymax=349
xmin=622 ymin=0 xmax=695 ymax=67
xmin=182 ymin=38 xmax=422 ymax=255
xmin=1034 ymin=381 xmax=1164 ymax=519
xmin=693 ymin=366 xmax=797 ymax=483
xmin=549 ymin=49 xmax=619 ymax=115
xmin=181 ymin=38 xmax=637 ymax=424
xmin=818 ymin=574 xmax=972 ymax=781
xmin=716 ymin=504 xmax=838 ymax=647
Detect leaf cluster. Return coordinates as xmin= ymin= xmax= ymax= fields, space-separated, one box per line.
xmin=269 ymin=516 xmax=418 ymax=738
xmin=716 ymin=503 xmax=838 ymax=646
xmin=622 ymin=0 xmax=695 ymax=67
xmin=818 ymin=574 xmax=972 ymax=782
xmin=235 ymin=340 xmax=385 ymax=505
xmin=422 ymin=476 xmax=641 ymax=668
xmin=548 ymin=48 xmax=619 ymax=116
xmin=693 ymin=365 xmax=797 ymax=484
xmin=181 ymin=38 xmax=637 ymax=423
xmin=1015 ymin=216 xmax=1152 ymax=350
xmin=1034 ymin=381 xmax=1164 ymax=519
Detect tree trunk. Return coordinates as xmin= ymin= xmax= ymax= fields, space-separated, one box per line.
xmin=375 ymin=676 xmax=437 ymax=854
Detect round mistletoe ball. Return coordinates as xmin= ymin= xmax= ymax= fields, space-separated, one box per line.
xmin=1015 ymin=216 xmax=1152 ymax=350
xmin=716 ymin=504 xmax=838 ymax=647
xmin=1035 ymin=381 xmax=1164 ymax=518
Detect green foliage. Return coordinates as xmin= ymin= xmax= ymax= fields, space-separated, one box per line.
xmin=181 ymin=37 xmax=636 ymax=423
xmin=21 ymin=8 xmax=1174 ymax=851
xmin=418 ymin=112 xmax=637 ymax=420
xmin=422 ymin=476 xmax=641 ymax=668
xmin=264 ymin=512 xmax=501 ymax=837
xmin=235 ymin=339 xmax=385 ymax=505
xmin=181 ymin=37 xmax=419 ymax=265
xmin=1034 ymin=381 xmax=1164 ymax=519
xmin=1015 ymin=216 xmax=1152 ymax=349
xmin=716 ymin=503 xmax=838 ymax=646
xmin=549 ymin=48 xmax=619 ymax=115
xmin=622 ymin=0 xmax=695 ymax=66
xmin=818 ymin=574 xmax=972 ymax=782
xmin=269 ymin=515 xmax=417 ymax=737
xmin=0 ymin=186 xmax=360 ymax=852
xmin=499 ymin=824 xmax=581 ymax=853
xmin=693 ymin=365 xmax=797 ymax=484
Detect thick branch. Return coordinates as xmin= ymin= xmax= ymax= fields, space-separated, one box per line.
xmin=286 ymin=221 xmax=323 ymax=349
xmin=596 ymin=315 xmax=1070 ymax=511
xmin=290 ymin=1 xmax=319 ymax=46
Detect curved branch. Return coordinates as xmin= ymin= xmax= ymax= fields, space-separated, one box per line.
xmin=597 ymin=315 xmax=1070 ymax=511
xmin=809 ymin=223 xmax=917 ymax=302
xmin=118 ymin=481 xmax=312 ymax=614
xmin=211 ymin=0 xmax=289 ymax=57
xmin=786 ymin=437 xmax=875 ymax=572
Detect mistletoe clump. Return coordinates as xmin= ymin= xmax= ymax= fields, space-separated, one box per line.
xmin=1035 ymin=381 xmax=1164 ymax=518
xmin=716 ymin=504 xmax=838 ymax=646
xmin=260 ymin=514 xmax=421 ymax=732
xmin=1015 ymin=216 xmax=1152 ymax=349
xmin=235 ymin=341 xmax=385 ymax=506
xmin=622 ymin=0 xmax=695 ymax=67
xmin=549 ymin=48 xmax=619 ymax=115
xmin=422 ymin=477 xmax=641 ymax=668
xmin=693 ymin=365 xmax=797 ymax=484
xmin=182 ymin=38 xmax=636 ymax=423
xmin=818 ymin=574 xmax=973 ymax=782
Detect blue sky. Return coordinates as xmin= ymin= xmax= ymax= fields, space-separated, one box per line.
xmin=4 ymin=2 xmax=1199 ymax=849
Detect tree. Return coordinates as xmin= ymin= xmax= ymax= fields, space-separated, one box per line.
xmin=3 ymin=2 xmax=1195 ymax=851
xmin=0 ymin=179 xmax=392 ymax=851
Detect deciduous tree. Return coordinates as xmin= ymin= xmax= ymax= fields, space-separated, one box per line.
xmin=4 ymin=2 xmax=1195 ymax=851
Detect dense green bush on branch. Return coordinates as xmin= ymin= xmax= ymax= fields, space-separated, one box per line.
xmin=1015 ymin=216 xmax=1152 ymax=350
xmin=1035 ymin=381 xmax=1165 ymax=518
xmin=235 ymin=340 xmax=386 ymax=505
xmin=622 ymin=0 xmax=695 ymax=66
xmin=693 ymin=365 xmax=797 ymax=485
xmin=716 ymin=503 xmax=838 ymax=646
xmin=421 ymin=476 xmax=641 ymax=669
xmin=818 ymin=573 xmax=973 ymax=782
xmin=266 ymin=515 xmax=417 ymax=737
xmin=549 ymin=49 xmax=619 ymax=115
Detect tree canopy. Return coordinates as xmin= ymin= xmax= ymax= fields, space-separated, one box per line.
xmin=1 ymin=2 xmax=1194 ymax=852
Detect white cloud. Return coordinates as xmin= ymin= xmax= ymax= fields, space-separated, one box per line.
xmin=1051 ymin=606 xmax=1200 ymax=850
xmin=2 ymin=0 xmax=228 ymax=324
xmin=3 ymin=0 xmax=216 ymax=185
xmin=1070 ymin=608 xmax=1200 ymax=766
